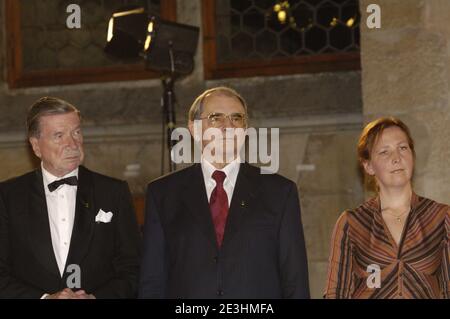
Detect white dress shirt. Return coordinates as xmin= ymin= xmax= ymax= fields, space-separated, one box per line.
xmin=41 ymin=163 xmax=78 ymax=277
xmin=201 ymin=158 xmax=241 ymax=206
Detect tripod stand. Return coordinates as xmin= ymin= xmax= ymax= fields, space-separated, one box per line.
xmin=159 ymin=43 xmax=179 ymax=174
xmin=160 ymin=74 xmax=177 ymax=174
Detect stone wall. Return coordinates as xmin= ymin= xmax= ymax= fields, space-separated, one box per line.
xmin=0 ymin=0 xmax=364 ymax=298
xmin=360 ymin=0 xmax=450 ymax=204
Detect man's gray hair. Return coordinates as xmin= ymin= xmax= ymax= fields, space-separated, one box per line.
xmin=27 ymin=96 xmax=81 ymax=138
xmin=188 ymin=86 xmax=248 ymax=122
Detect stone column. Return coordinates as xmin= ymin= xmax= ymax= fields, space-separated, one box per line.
xmin=360 ymin=0 xmax=450 ymax=203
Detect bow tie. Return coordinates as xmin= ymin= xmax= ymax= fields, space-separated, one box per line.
xmin=47 ymin=176 xmax=78 ymax=192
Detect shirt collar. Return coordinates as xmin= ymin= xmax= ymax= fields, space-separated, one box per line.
xmin=41 ymin=162 xmax=79 ymax=192
xmin=201 ymin=157 xmax=241 ymax=188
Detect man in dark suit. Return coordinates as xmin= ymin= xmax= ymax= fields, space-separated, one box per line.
xmin=0 ymin=97 xmax=140 ymax=299
xmin=139 ymin=87 xmax=309 ymax=298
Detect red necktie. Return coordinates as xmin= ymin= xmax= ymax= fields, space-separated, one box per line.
xmin=210 ymin=170 xmax=229 ymax=248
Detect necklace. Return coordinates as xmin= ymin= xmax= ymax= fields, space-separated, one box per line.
xmin=382 ymin=209 xmax=410 ymax=222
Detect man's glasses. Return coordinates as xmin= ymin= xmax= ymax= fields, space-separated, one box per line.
xmin=199 ymin=112 xmax=247 ymax=128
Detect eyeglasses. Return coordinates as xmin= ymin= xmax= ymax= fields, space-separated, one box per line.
xmin=199 ymin=112 xmax=247 ymax=128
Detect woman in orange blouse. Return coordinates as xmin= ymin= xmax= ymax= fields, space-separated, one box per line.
xmin=324 ymin=117 xmax=449 ymax=299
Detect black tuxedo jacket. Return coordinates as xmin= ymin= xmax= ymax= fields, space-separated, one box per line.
xmin=0 ymin=166 xmax=140 ymax=298
xmin=139 ymin=163 xmax=310 ymax=298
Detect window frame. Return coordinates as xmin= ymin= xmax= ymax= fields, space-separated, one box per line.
xmin=202 ymin=0 xmax=361 ymax=80
xmin=5 ymin=0 xmax=177 ymax=88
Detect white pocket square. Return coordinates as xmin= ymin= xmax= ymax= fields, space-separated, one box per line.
xmin=95 ymin=209 xmax=113 ymax=223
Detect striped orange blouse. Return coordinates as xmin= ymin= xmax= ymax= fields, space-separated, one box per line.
xmin=324 ymin=193 xmax=449 ymax=299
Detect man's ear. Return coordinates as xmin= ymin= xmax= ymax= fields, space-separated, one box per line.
xmin=29 ymin=137 xmax=42 ymax=159
xmin=362 ymin=160 xmax=375 ymax=176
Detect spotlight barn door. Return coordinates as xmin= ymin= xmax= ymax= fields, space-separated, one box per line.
xmin=145 ymin=18 xmax=200 ymax=75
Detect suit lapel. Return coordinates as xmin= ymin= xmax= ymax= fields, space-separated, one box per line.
xmin=222 ymin=163 xmax=261 ymax=248
xmin=65 ymin=166 xmax=95 ymax=272
xmin=28 ymin=169 xmax=61 ymax=277
xmin=181 ymin=164 xmax=218 ymax=250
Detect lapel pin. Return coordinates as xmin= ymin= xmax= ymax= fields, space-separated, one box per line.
xmin=84 ymin=202 xmax=89 ymax=209
xmin=240 ymin=200 xmax=246 ymax=207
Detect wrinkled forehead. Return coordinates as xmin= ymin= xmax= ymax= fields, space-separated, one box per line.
xmin=202 ymin=92 xmax=246 ymax=114
xmin=39 ymin=112 xmax=81 ymax=131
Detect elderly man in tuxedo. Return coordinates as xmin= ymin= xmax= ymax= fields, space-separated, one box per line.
xmin=0 ymin=97 xmax=140 ymax=299
xmin=139 ymin=86 xmax=310 ymax=298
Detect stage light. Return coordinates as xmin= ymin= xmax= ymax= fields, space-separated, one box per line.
xmin=104 ymin=6 xmax=148 ymax=59
xmin=143 ymin=17 xmax=199 ymax=75
xmin=104 ymin=6 xmax=199 ymax=172
xmin=105 ymin=6 xmax=199 ymax=76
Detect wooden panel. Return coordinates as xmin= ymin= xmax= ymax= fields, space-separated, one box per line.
xmin=207 ymin=53 xmax=361 ymax=79
xmin=202 ymin=0 xmax=361 ymax=80
xmin=5 ymin=0 xmax=22 ymax=88
xmin=202 ymin=0 xmax=217 ymax=80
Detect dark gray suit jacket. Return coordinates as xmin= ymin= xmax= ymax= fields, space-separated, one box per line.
xmin=139 ymin=163 xmax=310 ymax=298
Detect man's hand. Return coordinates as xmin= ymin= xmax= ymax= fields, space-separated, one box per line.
xmin=45 ymin=288 xmax=96 ymax=299
xmin=74 ymin=290 xmax=96 ymax=299
xmin=45 ymin=288 xmax=78 ymax=299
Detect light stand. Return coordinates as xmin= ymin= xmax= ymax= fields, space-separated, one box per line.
xmin=161 ymin=60 xmax=177 ymax=173
xmin=145 ymin=19 xmax=199 ymax=173
xmin=105 ymin=8 xmax=199 ymax=174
